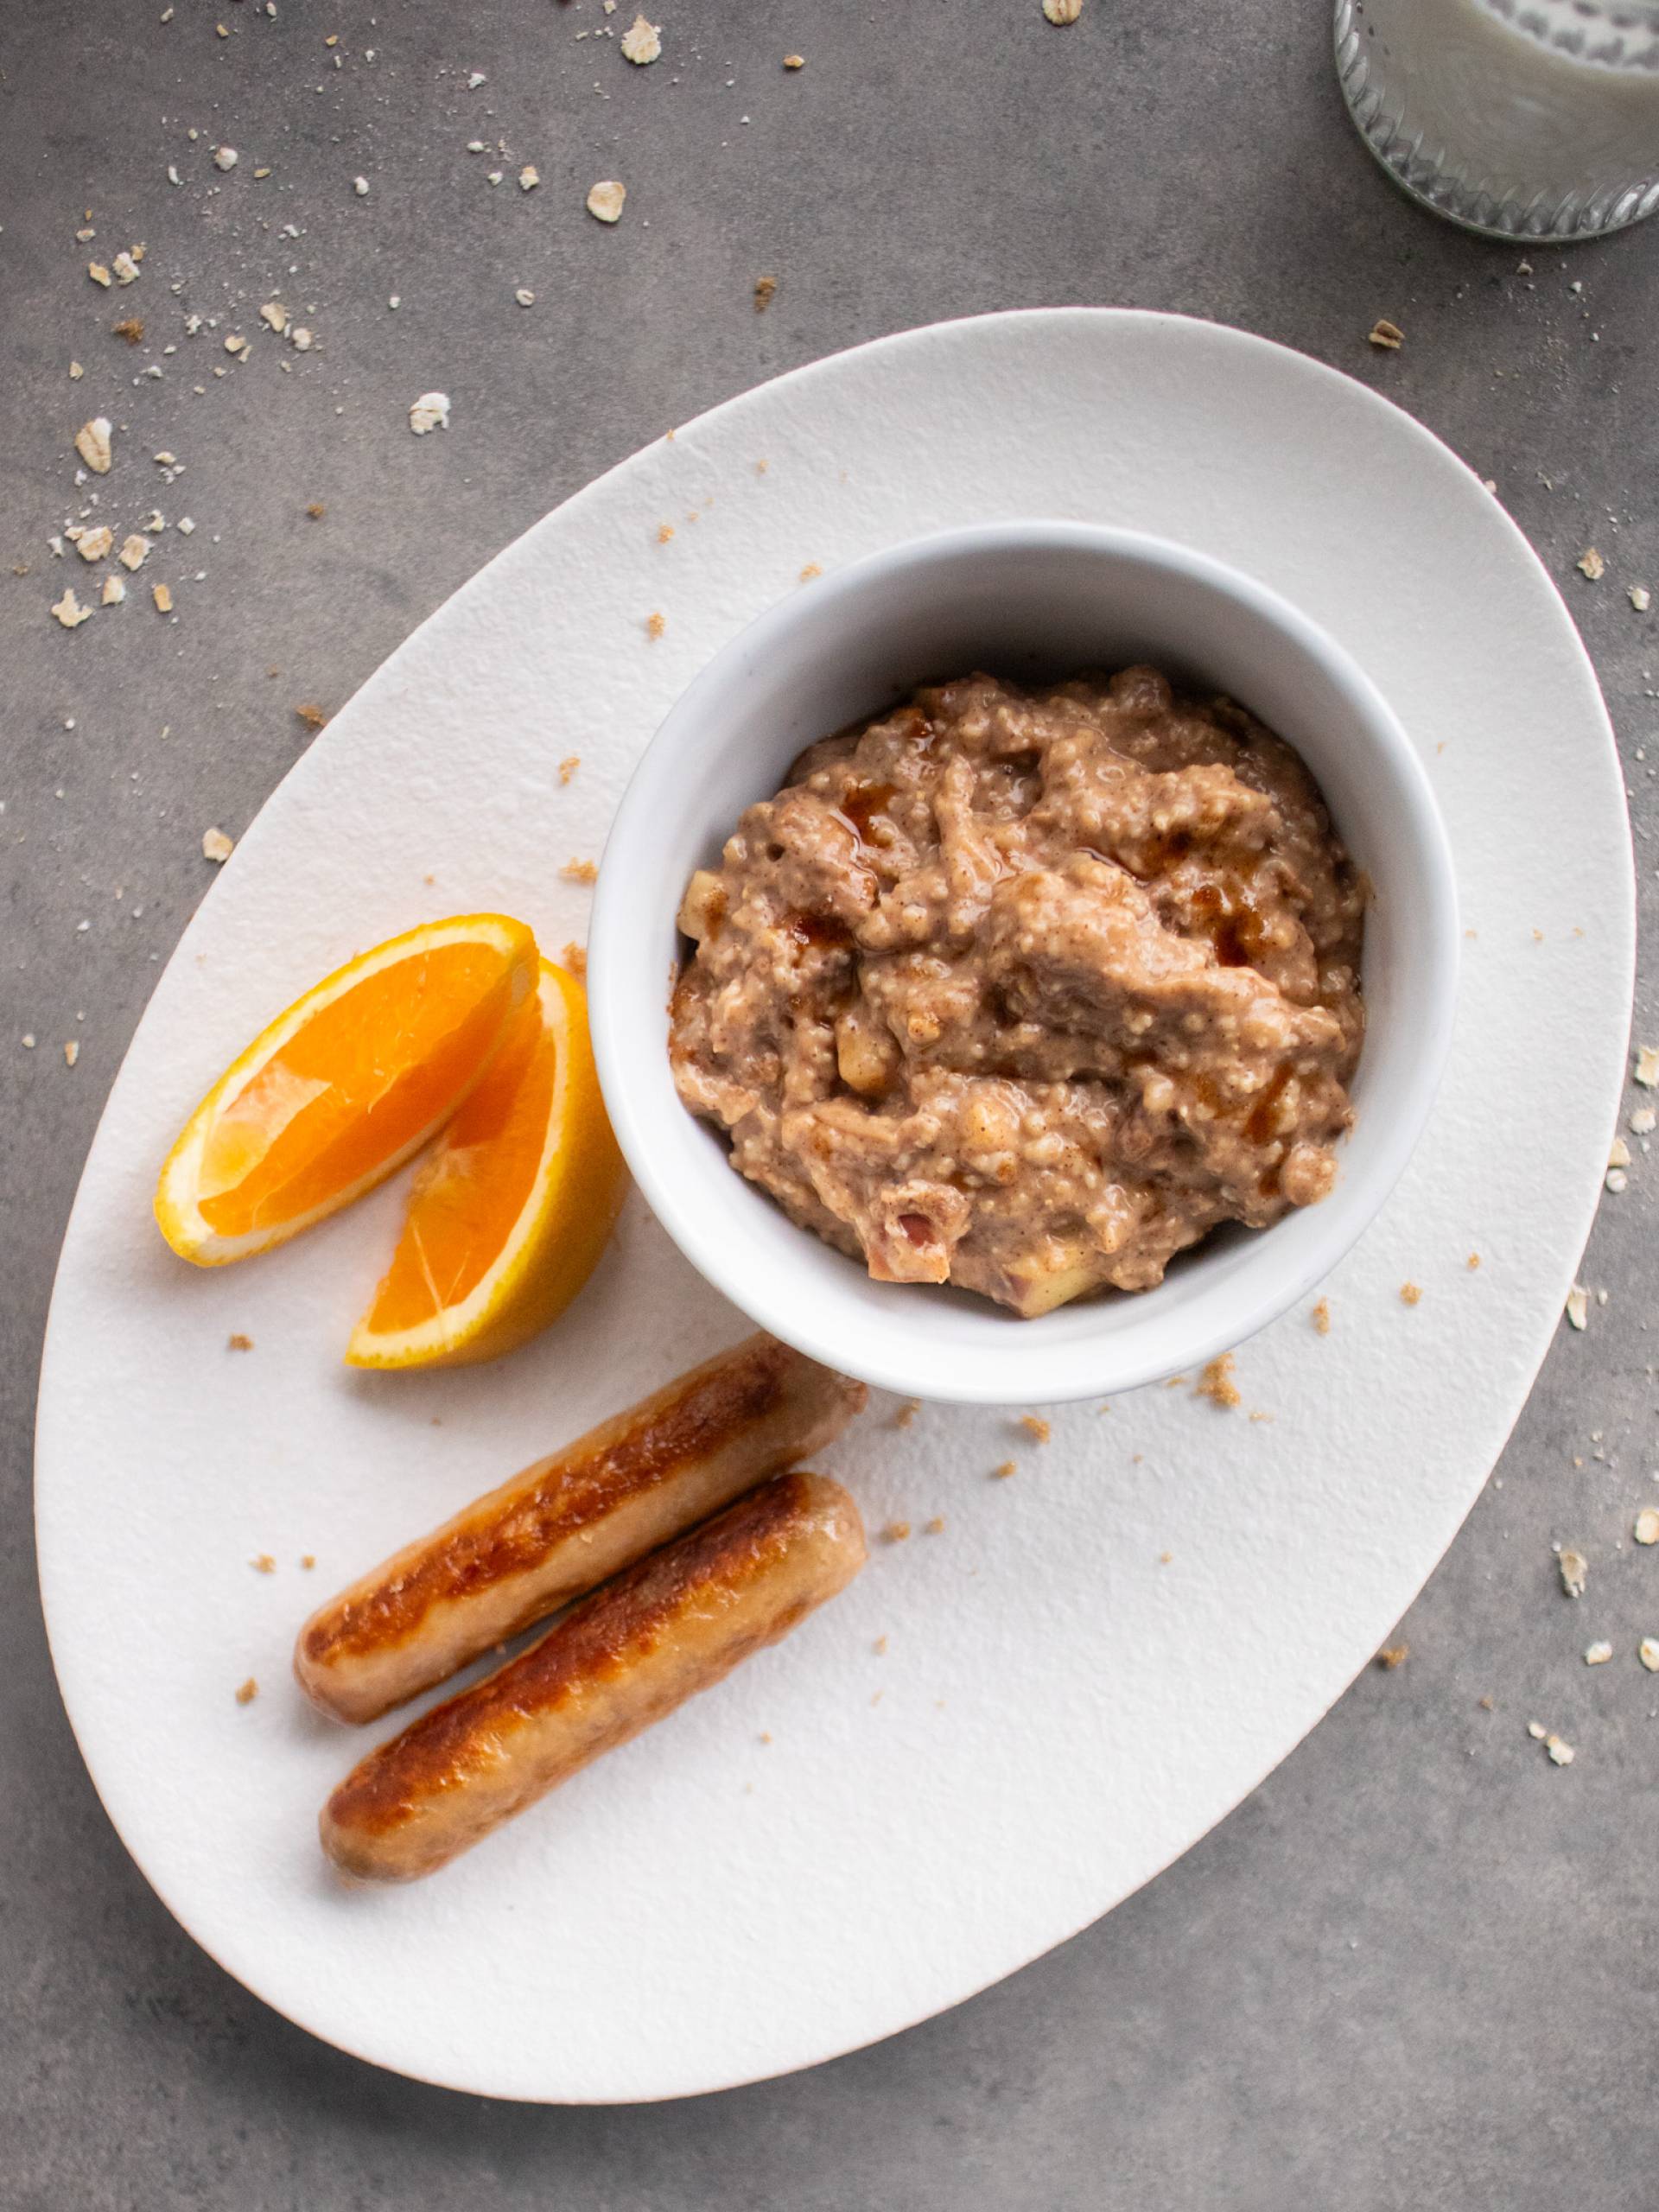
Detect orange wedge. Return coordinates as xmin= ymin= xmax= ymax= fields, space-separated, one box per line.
xmin=346 ymin=959 xmax=627 ymax=1369
xmin=155 ymin=914 xmax=538 ymax=1266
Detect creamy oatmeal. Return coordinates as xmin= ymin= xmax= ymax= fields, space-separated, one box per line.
xmin=669 ymin=668 xmax=1364 ymax=1317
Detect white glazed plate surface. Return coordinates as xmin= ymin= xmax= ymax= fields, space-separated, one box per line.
xmin=35 ymin=311 xmax=1632 ymax=2102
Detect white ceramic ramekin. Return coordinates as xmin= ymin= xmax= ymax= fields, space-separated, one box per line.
xmin=588 ymin=524 xmax=1458 ymax=1405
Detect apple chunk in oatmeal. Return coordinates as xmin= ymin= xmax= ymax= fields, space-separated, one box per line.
xmin=668 ymin=667 xmax=1364 ymax=1317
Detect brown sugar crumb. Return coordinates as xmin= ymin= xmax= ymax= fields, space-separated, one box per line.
xmin=882 ymin=1520 xmax=912 ymax=1542
xmin=1375 ymin=1643 xmax=1409 ymax=1670
xmin=1466 ymin=1252 xmax=1481 ymax=1270
xmin=1312 ymin=1297 xmax=1331 ymax=1336
xmin=753 ymin=274 xmax=777 ymax=313
xmin=1400 ymin=1281 xmax=1422 ymax=1306
xmin=561 ymin=941 xmax=588 ymax=979
xmin=1194 ymin=1353 xmax=1241 ymax=1408
xmin=1367 ymin=318 xmax=1404 ymax=351
xmin=561 ymin=857 xmax=599 ymax=885
xmin=645 ymin=610 xmax=666 ymax=639
xmin=798 ymin=562 xmax=822 ymax=582
xmin=992 ymin=1459 xmax=1017 ymax=1480
xmin=294 ymin=702 xmax=328 ymax=732
xmin=226 ymin=1332 xmax=254 ymax=1351
xmin=305 ymin=502 xmax=327 ymax=520
xmin=656 ymin=522 xmax=675 ymax=543
xmin=892 ymin=1399 xmax=919 ymax=1429
xmin=300 ymin=1554 xmax=316 ymax=1570
xmin=234 ymin=1677 xmax=258 ymax=1705
xmin=557 ymin=754 xmax=580 ymax=784
xmin=1019 ymin=1413 xmax=1051 ymax=1443
xmin=250 ymin=1554 xmax=276 ymax=1574
xmin=925 ymin=1516 xmax=946 ymax=1535
xmin=112 ymin=316 xmax=145 ymax=345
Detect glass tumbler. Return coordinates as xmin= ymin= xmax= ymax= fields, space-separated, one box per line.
xmin=1335 ymin=0 xmax=1659 ymax=241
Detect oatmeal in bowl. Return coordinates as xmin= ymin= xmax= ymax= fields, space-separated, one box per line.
xmin=670 ymin=666 xmax=1364 ymax=1318
xmin=588 ymin=524 xmax=1456 ymax=1405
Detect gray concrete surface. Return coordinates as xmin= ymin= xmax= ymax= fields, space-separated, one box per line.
xmin=4 ymin=3 xmax=1657 ymax=2205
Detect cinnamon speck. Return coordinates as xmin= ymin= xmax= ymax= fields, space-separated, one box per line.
xmin=113 ymin=316 xmax=145 ymax=346
xmin=754 ymin=275 xmax=777 ymax=313
xmin=305 ymin=502 xmax=326 ymax=520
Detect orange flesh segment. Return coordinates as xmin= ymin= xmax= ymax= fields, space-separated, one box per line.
xmin=197 ymin=944 xmax=524 ymax=1238
xmin=361 ymin=995 xmax=554 ymax=1330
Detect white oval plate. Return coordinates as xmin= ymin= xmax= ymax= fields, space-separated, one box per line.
xmin=35 ymin=311 xmax=1632 ymax=2104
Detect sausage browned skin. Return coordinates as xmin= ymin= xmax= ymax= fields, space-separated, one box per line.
xmin=296 ymin=1335 xmax=865 ymax=1724
xmin=320 ymin=1470 xmax=867 ymax=1883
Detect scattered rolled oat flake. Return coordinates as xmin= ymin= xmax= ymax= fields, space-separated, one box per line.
xmin=175 ymin=516 xmax=195 ymax=537
xmin=213 ymin=144 xmax=238 ymax=169
xmin=587 ymin=178 xmax=626 ymax=223
xmin=1609 ymin=1137 xmax=1632 ymax=1169
xmin=118 ymin=534 xmax=149 ymax=570
xmin=75 ymin=525 xmax=113 ymax=563
xmin=1634 ymin=1044 xmax=1659 ymax=1086
xmin=1194 ymin=1353 xmax=1241 ymax=1408
xmin=88 ymin=262 xmax=112 ymax=287
xmin=1558 ymin=1548 xmax=1589 ymax=1599
xmin=1312 ymin=1297 xmax=1332 ymax=1335
xmin=1631 ymin=1105 xmax=1656 ymax=1135
xmin=100 ymin=574 xmax=125 ymax=605
xmin=1042 ymin=0 xmax=1083 ymax=20
xmin=112 ymin=251 xmax=140 ymax=285
xmin=753 ymin=274 xmax=777 ymax=312
xmin=518 ymin=164 xmax=540 ymax=191
xmin=1565 ymin=1282 xmax=1589 ymax=1331
xmin=1577 ymin=547 xmax=1605 ymax=581
xmin=1375 ymin=1643 xmax=1408 ymax=1670
xmin=259 ymin=300 xmax=289 ymax=332
xmin=1368 ymin=317 xmax=1404 ymax=350
xmin=514 ymin=287 xmax=536 ymax=307
xmin=68 ymin=359 xmax=83 ymax=379
xmin=227 ymin=1332 xmax=253 ymax=1351
xmin=783 ymin=52 xmax=805 ymax=67
xmin=289 ymin=327 xmax=313 ymax=351
xmin=1630 ymin=584 xmax=1651 ymax=612
xmin=201 ymin=825 xmax=233 ymax=862
xmin=1606 ymin=1167 xmax=1629 ymax=1193
xmin=620 ymin=13 xmax=661 ymax=62
xmin=1545 ymin=1733 xmax=1575 ymax=1766
xmin=1527 ymin=1720 xmax=1547 ymax=1740
xmin=1634 ymin=1507 xmax=1659 ymax=1546
xmin=74 ymin=416 xmax=113 ymax=473
xmin=409 ymin=391 xmax=451 ymax=435
xmin=1399 ymin=1281 xmax=1422 ymax=1306
xmin=50 ymin=588 xmax=92 ymax=629
xmin=235 ymin=1677 xmax=258 ymax=1705
xmin=151 ymin=582 xmax=173 ymax=613
xmin=62 ymin=1039 xmax=79 ymax=1067
xmin=1640 ymin=1637 xmax=1659 ymax=1672
xmin=353 ymin=175 xmax=369 ymax=196
xmin=1584 ymin=1640 xmax=1613 ymax=1665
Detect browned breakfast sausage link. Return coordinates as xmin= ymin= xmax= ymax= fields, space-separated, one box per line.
xmin=295 ymin=1334 xmax=865 ymax=1724
xmin=320 ymin=1470 xmax=867 ymax=1883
